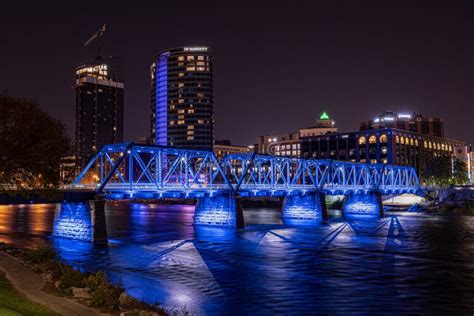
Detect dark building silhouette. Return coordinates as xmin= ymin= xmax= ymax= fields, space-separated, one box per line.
xmin=75 ymin=56 xmax=124 ymax=168
xmin=150 ymin=47 xmax=214 ymax=149
xmin=360 ymin=111 xmax=445 ymax=138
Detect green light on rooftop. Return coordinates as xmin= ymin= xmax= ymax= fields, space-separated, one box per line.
xmin=320 ymin=112 xmax=330 ymax=120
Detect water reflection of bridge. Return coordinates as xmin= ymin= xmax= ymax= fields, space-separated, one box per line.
xmin=54 ymin=143 xmax=421 ymax=242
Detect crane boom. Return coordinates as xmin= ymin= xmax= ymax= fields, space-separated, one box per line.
xmin=83 ymin=24 xmax=107 ymax=47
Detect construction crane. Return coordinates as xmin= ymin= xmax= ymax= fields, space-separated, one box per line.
xmin=83 ymin=24 xmax=107 ymax=58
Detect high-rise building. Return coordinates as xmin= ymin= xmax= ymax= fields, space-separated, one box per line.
xmin=150 ymin=47 xmax=214 ymax=150
xmin=75 ymin=56 xmax=124 ymax=168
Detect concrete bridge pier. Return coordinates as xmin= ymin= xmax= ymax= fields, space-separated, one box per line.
xmin=282 ymin=192 xmax=327 ymax=223
xmin=342 ymin=191 xmax=384 ymax=217
xmin=194 ymin=194 xmax=244 ymax=228
xmin=52 ymin=200 xmax=108 ymax=243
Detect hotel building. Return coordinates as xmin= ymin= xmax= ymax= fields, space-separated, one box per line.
xmin=150 ymin=46 xmax=214 ymax=150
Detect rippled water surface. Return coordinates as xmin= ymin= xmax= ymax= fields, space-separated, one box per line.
xmin=1 ymin=203 xmax=474 ymax=314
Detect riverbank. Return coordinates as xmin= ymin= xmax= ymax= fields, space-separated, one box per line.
xmin=0 ymin=269 xmax=58 ymax=315
xmin=0 ymin=243 xmax=167 ymax=316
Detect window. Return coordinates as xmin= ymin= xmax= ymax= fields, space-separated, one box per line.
xmin=178 ymin=56 xmax=184 ymax=61
xmin=380 ymin=134 xmax=387 ymax=143
xmin=369 ymin=135 xmax=376 ymax=144
xmin=186 ymin=55 xmax=194 ymax=61
xmin=395 ymin=135 xmax=400 ymax=143
xmin=186 ymin=67 xmax=195 ymax=71
xmin=359 ymin=136 xmax=366 ymax=145
xmin=400 ymin=136 xmax=405 ymax=144
xmin=197 ymin=56 xmax=205 ymax=61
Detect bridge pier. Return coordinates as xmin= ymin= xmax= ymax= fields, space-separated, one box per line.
xmin=342 ymin=192 xmax=383 ymax=217
xmin=282 ymin=192 xmax=327 ymax=223
xmin=194 ymin=194 xmax=244 ymax=228
xmin=52 ymin=200 xmax=108 ymax=243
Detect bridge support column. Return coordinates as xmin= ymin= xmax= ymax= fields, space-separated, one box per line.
xmin=342 ymin=192 xmax=383 ymax=217
xmin=194 ymin=194 xmax=244 ymax=228
xmin=282 ymin=192 xmax=327 ymax=222
xmin=52 ymin=200 xmax=108 ymax=243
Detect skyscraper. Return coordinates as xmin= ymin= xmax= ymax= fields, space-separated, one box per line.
xmin=75 ymin=56 xmax=124 ymax=168
xmin=150 ymin=47 xmax=214 ymax=150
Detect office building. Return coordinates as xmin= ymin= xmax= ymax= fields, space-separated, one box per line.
xmin=360 ymin=111 xmax=445 ymax=138
xmin=213 ymin=140 xmax=252 ymax=159
xmin=75 ymin=56 xmax=124 ymax=168
xmin=150 ymin=46 xmax=214 ymax=150
xmin=256 ymin=112 xmax=337 ymax=157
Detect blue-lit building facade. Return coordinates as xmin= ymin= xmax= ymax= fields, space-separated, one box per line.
xmin=150 ymin=47 xmax=214 ymax=150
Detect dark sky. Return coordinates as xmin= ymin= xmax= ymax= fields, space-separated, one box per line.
xmin=1 ymin=1 xmax=473 ymax=146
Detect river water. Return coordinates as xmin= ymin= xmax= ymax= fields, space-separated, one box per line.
xmin=1 ymin=203 xmax=474 ymax=314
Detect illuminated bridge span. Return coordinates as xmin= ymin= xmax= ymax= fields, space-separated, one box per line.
xmin=72 ymin=142 xmax=420 ymax=197
xmin=56 ymin=143 xmax=421 ymax=241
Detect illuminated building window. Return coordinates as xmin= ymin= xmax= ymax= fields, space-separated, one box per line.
xmin=369 ymin=136 xmax=376 ymax=144
xmin=380 ymin=134 xmax=387 ymax=143
xmin=400 ymin=137 xmax=405 ymax=144
xmin=395 ymin=136 xmax=400 ymax=143
xmin=441 ymin=144 xmax=445 ymax=150
xmin=178 ymin=109 xmax=185 ymax=114
xmin=370 ymin=159 xmax=377 ymax=164
xmin=197 ymin=56 xmax=205 ymax=60
xmin=188 ymin=109 xmax=194 ymax=114
xmin=424 ymin=140 xmax=427 ymax=147
xmin=196 ymin=61 xmax=205 ymax=66
xmin=381 ymin=146 xmax=388 ymax=154
xmin=359 ymin=136 xmax=366 ymax=145
xmin=178 ymin=115 xmax=184 ymax=119
xmin=198 ymin=120 xmax=204 ymax=124
xmin=428 ymin=141 xmax=432 ymax=149
xmin=186 ymin=67 xmax=196 ymax=71
xmin=437 ymin=143 xmax=441 ymax=150
xmin=360 ymin=159 xmax=366 ymax=163
xmin=187 ymin=131 xmax=194 ymax=135
xmin=197 ymin=67 xmax=205 ymax=71
xmin=187 ymin=136 xmax=194 ymax=140
xmin=178 ymin=83 xmax=184 ymax=87
xmin=178 ymin=56 xmax=184 ymax=61
xmin=188 ymin=125 xmax=194 ymax=130
xmin=178 ymin=73 xmax=184 ymax=77
xmin=410 ymin=138 xmax=414 ymax=146
xmin=178 ymin=120 xmax=185 ymax=125
xmin=415 ymin=139 xmax=419 ymax=146
xmin=178 ymin=99 xmax=184 ymax=104
xmin=170 ymin=121 xmax=175 ymax=125
xmin=381 ymin=158 xmax=388 ymax=164
xmin=186 ymin=55 xmax=195 ymax=61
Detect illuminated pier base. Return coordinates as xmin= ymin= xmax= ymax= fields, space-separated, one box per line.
xmin=342 ymin=192 xmax=383 ymax=217
xmin=282 ymin=192 xmax=327 ymax=223
xmin=52 ymin=200 xmax=108 ymax=243
xmin=194 ymin=195 xmax=244 ymax=228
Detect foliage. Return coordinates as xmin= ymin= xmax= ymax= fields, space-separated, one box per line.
xmin=453 ymin=159 xmax=469 ymax=185
xmin=59 ymin=265 xmax=85 ymax=291
xmin=0 ymin=94 xmax=70 ymax=188
xmin=85 ymin=271 xmax=122 ymax=307
xmin=0 ymin=271 xmax=59 ymax=315
xmin=422 ymin=155 xmax=452 ymax=186
xmin=24 ymin=244 xmax=57 ymax=265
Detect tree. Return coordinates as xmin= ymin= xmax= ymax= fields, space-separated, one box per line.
xmin=422 ymin=155 xmax=452 ymax=187
xmin=453 ymin=159 xmax=469 ymax=185
xmin=0 ymin=95 xmax=70 ymax=188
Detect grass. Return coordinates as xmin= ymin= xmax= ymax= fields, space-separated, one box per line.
xmin=0 ymin=271 xmax=58 ymax=316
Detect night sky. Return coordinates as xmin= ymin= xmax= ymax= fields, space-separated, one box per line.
xmin=1 ymin=1 xmax=472 ymax=146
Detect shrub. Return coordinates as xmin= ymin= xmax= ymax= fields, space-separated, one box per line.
xmin=85 ymin=271 xmax=122 ymax=308
xmin=24 ymin=244 xmax=57 ymax=264
xmin=59 ymin=264 xmax=85 ymax=291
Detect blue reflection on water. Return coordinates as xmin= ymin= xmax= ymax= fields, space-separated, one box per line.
xmin=31 ymin=203 xmax=474 ymax=314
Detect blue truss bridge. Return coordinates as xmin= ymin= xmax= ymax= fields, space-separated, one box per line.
xmin=72 ymin=142 xmax=420 ymax=198
xmin=55 ymin=142 xmax=421 ymax=242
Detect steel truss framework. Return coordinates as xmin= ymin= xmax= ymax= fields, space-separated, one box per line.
xmin=72 ymin=143 xmax=421 ymax=198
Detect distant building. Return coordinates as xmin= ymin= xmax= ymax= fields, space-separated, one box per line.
xmin=75 ymin=56 xmax=124 ymax=168
xmin=151 ymin=46 xmax=214 ymax=150
xmin=300 ymin=127 xmax=468 ymax=180
xmin=59 ymin=156 xmax=77 ymax=186
xmin=213 ymin=140 xmax=251 ymax=159
xmin=360 ymin=111 xmax=445 ymax=138
xmin=256 ymin=112 xmax=337 ymax=157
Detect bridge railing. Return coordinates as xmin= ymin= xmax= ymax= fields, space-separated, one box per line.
xmin=71 ymin=143 xmax=421 ymax=195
